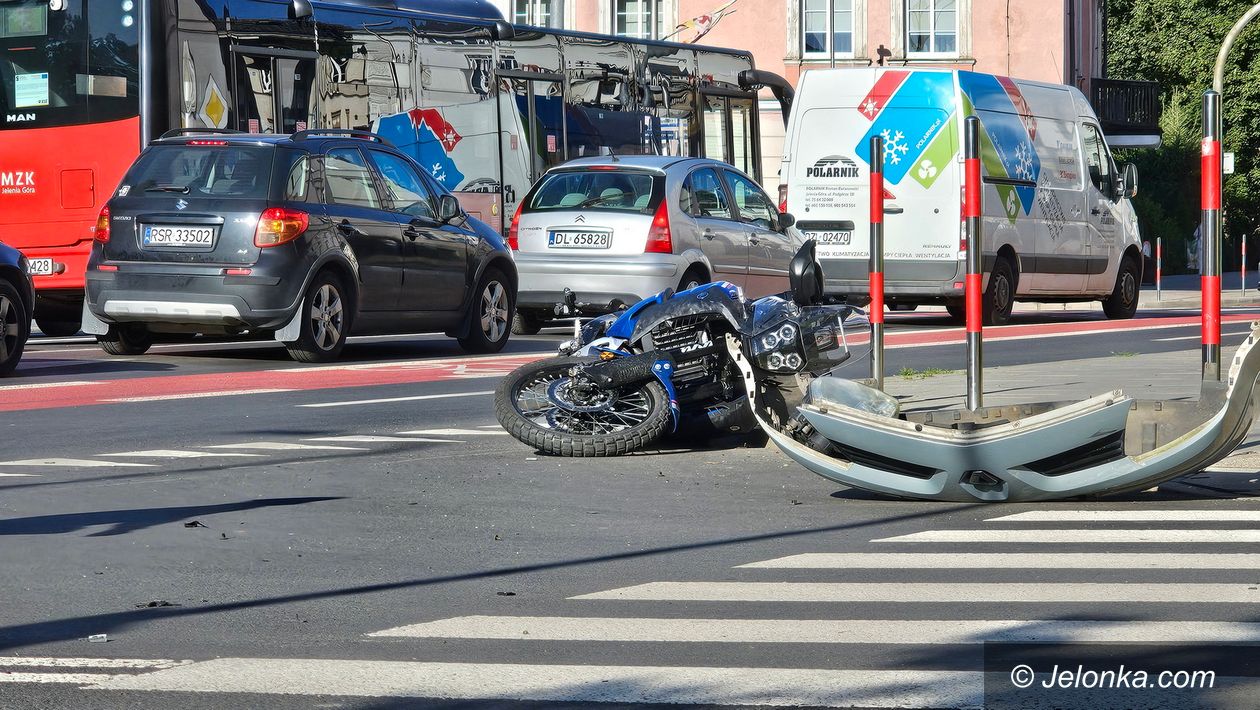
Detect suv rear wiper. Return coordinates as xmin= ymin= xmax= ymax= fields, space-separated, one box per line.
xmin=145 ymin=184 xmax=190 ymax=193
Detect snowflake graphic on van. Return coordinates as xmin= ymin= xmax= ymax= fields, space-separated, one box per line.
xmin=855 ymin=72 xmax=955 ymax=185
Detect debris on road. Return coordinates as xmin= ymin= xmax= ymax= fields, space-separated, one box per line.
xmin=135 ymin=600 xmax=179 ymax=609
xmin=183 ymin=521 xmax=208 ymax=528
xmin=87 ymin=634 xmax=108 ymax=643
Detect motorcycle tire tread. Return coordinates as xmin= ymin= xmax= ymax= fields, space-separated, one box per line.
xmin=495 ymin=357 xmax=673 ymax=457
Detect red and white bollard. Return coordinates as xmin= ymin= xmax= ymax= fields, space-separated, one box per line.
xmin=869 ymin=135 xmax=885 ymax=391
xmin=1156 ymin=237 xmax=1162 ymax=301
xmin=1202 ymin=90 xmax=1223 ymax=381
xmin=963 ymin=116 xmax=984 ymax=410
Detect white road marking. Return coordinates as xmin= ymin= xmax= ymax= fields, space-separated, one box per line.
xmin=369 ymin=615 xmax=1260 ymax=644
xmin=87 ymin=658 xmax=979 ymax=708
xmin=0 ymin=672 xmax=131 ymax=684
xmin=571 ymin=582 xmax=1260 ymax=603
xmin=297 ymin=390 xmax=493 ymax=408
xmin=887 ymin=320 xmax=1258 ymax=350
xmin=276 ymin=351 xmax=539 ymax=374
xmin=105 ymin=389 xmax=293 ymax=403
xmin=735 ymin=552 xmax=1260 ymax=569
xmin=1154 ymin=335 xmax=1211 ymax=342
xmin=99 ymin=450 xmax=261 ymax=459
xmin=0 ymin=473 xmax=37 ymax=477
xmin=206 ymin=442 xmax=366 ymax=451
xmin=986 ymin=510 xmax=1260 ymax=522
xmin=0 ymin=657 xmax=189 ymax=669
xmin=0 ymin=380 xmax=99 ymax=391
xmin=873 ymin=529 xmax=1260 ymax=543
xmin=303 ymin=436 xmax=456 ymax=443
xmin=0 ymin=458 xmax=151 ymax=468
xmin=395 ymin=428 xmax=508 ymax=436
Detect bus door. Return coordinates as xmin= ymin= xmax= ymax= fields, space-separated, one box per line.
xmin=229 ymin=47 xmax=317 ymax=134
xmin=500 ymin=70 xmax=566 ymax=184
xmin=701 ymin=91 xmax=760 ymax=182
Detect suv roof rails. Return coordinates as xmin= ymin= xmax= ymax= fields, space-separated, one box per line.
xmin=159 ymin=127 xmax=245 ymax=139
xmin=291 ymin=129 xmax=394 ymax=146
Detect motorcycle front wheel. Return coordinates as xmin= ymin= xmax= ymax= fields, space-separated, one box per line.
xmin=495 ymin=356 xmax=672 ymax=456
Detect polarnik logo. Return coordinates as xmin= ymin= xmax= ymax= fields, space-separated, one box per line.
xmin=806 ymin=156 xmax=860 ymax=179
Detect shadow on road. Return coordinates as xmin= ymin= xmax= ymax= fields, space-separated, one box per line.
xmin=0 ymin=497 xmax=343 ymax=537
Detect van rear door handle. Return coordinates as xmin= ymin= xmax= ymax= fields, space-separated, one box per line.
xmin=884 ymin=205 xmax=906 ymax=215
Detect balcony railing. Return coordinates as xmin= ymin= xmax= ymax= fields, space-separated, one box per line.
xmin=1090 ymin=78 xmax=1162 ymax=136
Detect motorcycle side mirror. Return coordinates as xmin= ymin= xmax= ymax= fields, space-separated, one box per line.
xmin=777 ymin=212 xmax=796 ymax=232
xmin=789 ymin=239 xmax=824 ymax=306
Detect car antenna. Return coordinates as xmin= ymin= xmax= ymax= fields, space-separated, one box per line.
xmin=606 ymin=146 xmax=620 ymax=163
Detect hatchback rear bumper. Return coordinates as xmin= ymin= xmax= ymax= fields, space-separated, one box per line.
xmin=515 ymin=254 xmax=680 ymax=314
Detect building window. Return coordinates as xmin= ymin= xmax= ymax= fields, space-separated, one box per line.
xmin=906 ymin=0 xmax=956 ymax=55
xmin=514 ymin=0 xmax=562 ymax=28
xmin=802 ymin=0 xmax=853 ymax=57
xmin=614 ymin=0 xmax=660 ymax=40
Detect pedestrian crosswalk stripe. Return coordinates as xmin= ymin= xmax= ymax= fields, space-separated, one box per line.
xmin=874 ymin=529 xmax=1260 ymax=543
xmin=0 ymin=657 xmax=189 ymax=669
xmin=571 ymin=581 xmax=1260 ymax=603
xmin=88 ymin=657 xmax=981 ymax=708
xmin=99 ymin=450 xmax=261 ymax=459
xmin=0 ymin=458 xmax=152 ymax=468
xmin=206 ymin=442 xmax=366 ymax=451
xmin=0 ymin=672 xmax=131 ymax=684
xmin=985 ymin=510 xmax=1260 ymax=522
xmin=736 ymin=552 xmax=1260 ymax=569
xmin=369 ymin=615 xmax=1260 ymax=644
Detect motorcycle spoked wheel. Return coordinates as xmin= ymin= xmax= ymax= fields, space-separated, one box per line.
xmin=495 ymin=356 xmax=673 ymax=456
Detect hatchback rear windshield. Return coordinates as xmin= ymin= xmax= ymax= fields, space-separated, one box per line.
xmin=123 ymin=144 xmax=275 ymax=199
xmin=526 ymin=170 xmax=662 ymax=213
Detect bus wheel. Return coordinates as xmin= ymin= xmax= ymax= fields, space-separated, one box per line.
xmin=98 ymin=323 xmax=153 ymax=356
xmin=1102 ymin=256 xmax=1140 ymax=320
xmin=983 ymin=258 xmax=1017 ymax=326
xmin=35 ymin=317 xmax=80 ymax=337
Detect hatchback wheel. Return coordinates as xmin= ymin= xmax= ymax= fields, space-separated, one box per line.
xmin=98 ymin=323 xmax=153 ymax=356
xmin=459 ymin=268 xmax=513 ymax=354
xmin=286 ymin=272 xmax=349 ymax=363
xmin=0 ymin=279 xmax=29 ymax=376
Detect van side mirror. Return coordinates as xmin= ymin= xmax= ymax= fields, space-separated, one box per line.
xmin=290 ymin=0 xmax=313 ymax=19
xmin=789 ymin=239 xmax=824 ymax=306
xmin=777 ymin=212 xmax=796 ymax=232
xmin=437 ymin=194 xmax=462 ymax=223
xmin=1122 ymin=163 xmax=1138 ymax=199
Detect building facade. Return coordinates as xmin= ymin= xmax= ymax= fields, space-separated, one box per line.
xmin=488 ymin=1 xmax=1115 ymax=188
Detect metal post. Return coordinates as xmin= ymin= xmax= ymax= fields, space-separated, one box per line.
xmin=1243 ymin=237 xmax=1248 ymax=295
xmin=869 ymin=135 xmax=885 ymax=391
xmin=964 ymin=116 xmax=983 ymax=410
xmin=1156 ymin=237 xmax=1162 ymax=301
xmin=829 ymin=0 xmax=837 ymax=69
xmin=1202 ymin=91 xmax=1223 ymax=381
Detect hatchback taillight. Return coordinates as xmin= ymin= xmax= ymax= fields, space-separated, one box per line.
xmin=255 ymin=207 xmax=309 ymax=247
xmin=507 ymin=202 xmax=523 ymax=250
xmin=644 ymin=200 xmax=672 ymax=254
xmin=778 ymin=184 xmax=788 ymax=213
xmin=93 ymin=206 xmax=111 ymax=243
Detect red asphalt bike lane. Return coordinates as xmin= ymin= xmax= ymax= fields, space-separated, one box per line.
xmin=2 ymin=312 xmax=1256 ymax=413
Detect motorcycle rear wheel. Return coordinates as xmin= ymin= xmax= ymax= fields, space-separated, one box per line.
xmin=495 ymin=356 xmax=672 ymax=456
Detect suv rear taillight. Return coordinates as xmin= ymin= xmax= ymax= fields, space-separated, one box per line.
xmin=645 ymin=200 xmax=672 ymax=254
xmin=93 ymin=206 xmax=110 ymax=243
xmin=255 ymin=208 xmax=309 ymax=247
xmin=778 ymin=184 xmax=788 ymax=213
xmin=507 ymin=202 xmax=523 ymax=250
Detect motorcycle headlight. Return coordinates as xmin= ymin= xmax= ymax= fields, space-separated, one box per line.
xmin=751 ymin=321 xmax=805 ymax=373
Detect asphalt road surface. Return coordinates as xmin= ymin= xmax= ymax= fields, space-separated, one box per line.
xmin=2 ymin=306 xmax=1260 ymax=709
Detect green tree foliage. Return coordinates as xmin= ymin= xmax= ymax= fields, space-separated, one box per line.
xmin=1108 ymin=0 xmax=1260 ymax=271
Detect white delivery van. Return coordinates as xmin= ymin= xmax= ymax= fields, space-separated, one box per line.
xmin=781 ymin=68 xmax=1142 ymax=324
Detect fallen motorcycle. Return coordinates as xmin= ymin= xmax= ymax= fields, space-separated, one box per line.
xmin=496 ymin=242 xmax=869 ymax=456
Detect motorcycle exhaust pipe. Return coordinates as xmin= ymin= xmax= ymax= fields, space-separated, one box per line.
xmin=581 ymin=350 xmax=676 ymax=390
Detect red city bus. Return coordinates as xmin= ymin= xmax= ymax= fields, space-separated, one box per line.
xmin=0 ymin=0 xmax=142 ymax=335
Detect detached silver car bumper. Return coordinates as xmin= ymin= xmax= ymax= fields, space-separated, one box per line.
xmin=515 ymin=253 xmax=680 ymax=314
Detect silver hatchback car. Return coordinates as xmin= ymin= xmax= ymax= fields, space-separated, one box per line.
xmin=508 ymin=156 xmax=800 ymax=333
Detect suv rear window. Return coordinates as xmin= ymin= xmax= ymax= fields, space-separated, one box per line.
xmin=124 ymin=145 xmax=275 ymax=199
xmin=527 ymin=170 xmax=661 ymax=213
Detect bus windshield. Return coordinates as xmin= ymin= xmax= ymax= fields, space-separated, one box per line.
xmin=0 ymin=0 xmax=139 ymax=130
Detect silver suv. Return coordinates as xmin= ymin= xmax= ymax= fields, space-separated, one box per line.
xmin=508 ymin=156 xmax=799 ymax=334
